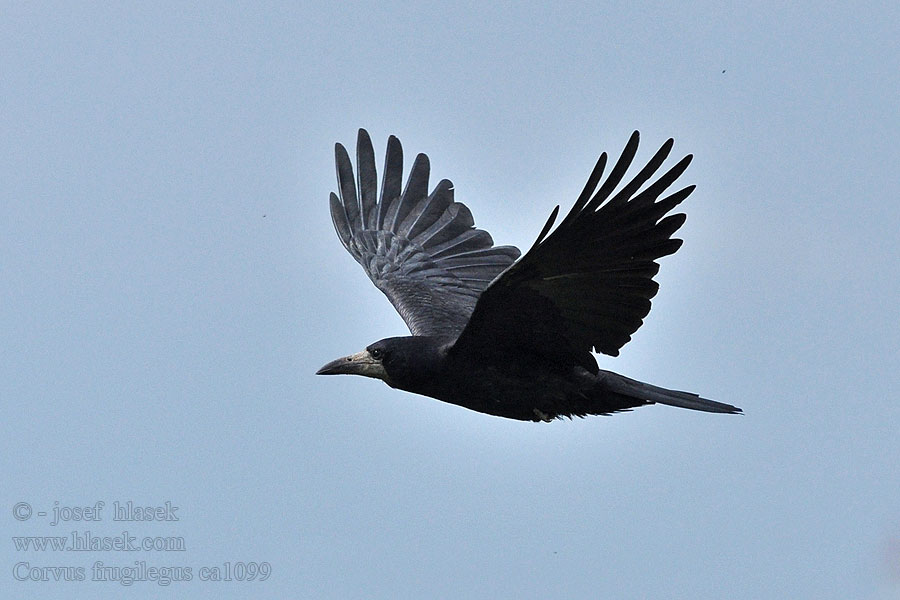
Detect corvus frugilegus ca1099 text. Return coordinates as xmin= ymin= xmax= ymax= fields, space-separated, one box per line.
xmin=317 ymin=130 xmax=741 ymax=422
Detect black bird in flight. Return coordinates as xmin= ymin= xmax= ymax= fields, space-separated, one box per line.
xmin=317 ymin=129 xmax=741 ymax=421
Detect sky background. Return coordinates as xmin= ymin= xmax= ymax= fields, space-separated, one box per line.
xmin=2 ymin=2 xmax=899 ymax=598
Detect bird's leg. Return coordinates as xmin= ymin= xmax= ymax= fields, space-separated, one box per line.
xmin=532 ymin=408 xmax=554 ymax=422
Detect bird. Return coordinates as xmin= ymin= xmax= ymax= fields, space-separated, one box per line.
xmin=317 ymin=129 xmax=741 ymax=422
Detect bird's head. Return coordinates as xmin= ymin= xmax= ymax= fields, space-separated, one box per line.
xmin=316 ymin=336 xmax=446 ymax=391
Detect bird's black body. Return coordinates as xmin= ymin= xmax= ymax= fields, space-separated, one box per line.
xmin=360 ymin=335 xmax=720 ymax=421
xmin=317 ymin=129 xmax=741 ymax=421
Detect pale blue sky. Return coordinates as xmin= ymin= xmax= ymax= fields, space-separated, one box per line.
xmin=2 ymin=2 xmax=899 ymax=599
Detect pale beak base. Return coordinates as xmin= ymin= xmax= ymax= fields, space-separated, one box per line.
xmin=316 ymin=349 xmax=387 ymax=381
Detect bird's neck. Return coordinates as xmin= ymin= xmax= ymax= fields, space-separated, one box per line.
xmin=383 ymin=336 xmax=449 ymax=395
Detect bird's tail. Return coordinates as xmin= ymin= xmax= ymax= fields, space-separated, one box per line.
xmin=597 ymin=370 xmax=742 ymax=414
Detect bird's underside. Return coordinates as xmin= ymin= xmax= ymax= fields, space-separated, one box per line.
xmin=317 ymin=129 xmax=742 ymax=421
xmin=429 ymin=354 xmax=738 ymax=421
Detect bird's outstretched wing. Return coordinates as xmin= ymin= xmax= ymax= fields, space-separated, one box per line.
xmin=450 ymin=131 xmax=693 ymax=371
xmin=329 ymin=129 xmax=521 ymax=337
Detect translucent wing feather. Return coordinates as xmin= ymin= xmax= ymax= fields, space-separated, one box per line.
xmin=328 ymin=129 xmax=521 ymax=337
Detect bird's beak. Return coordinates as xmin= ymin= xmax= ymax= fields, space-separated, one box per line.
xmin=316 ymin=349 xmax=387 ymax=380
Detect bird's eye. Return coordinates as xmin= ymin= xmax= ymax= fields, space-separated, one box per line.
xmin=370 ymin=348 xmax=383 ymax=360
